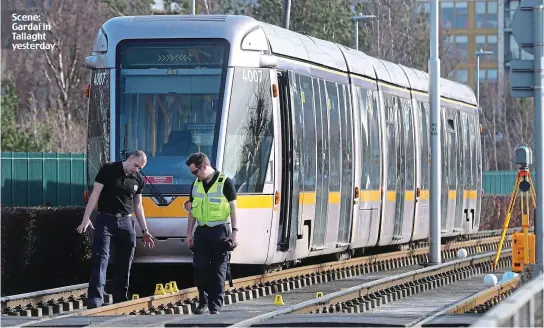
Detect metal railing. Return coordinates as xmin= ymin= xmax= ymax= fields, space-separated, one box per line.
xmin=471 ymin=274 xmax=544 ymax=327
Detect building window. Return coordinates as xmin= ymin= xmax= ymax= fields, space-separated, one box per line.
xmin=475 ymin=34 xmax=497 ymax=62
xmin=476 ymin=35 xmax=486 ymax=52
xmin=441 ymin=1 xmax=471 ymax=29
xmin=478 ymin=69 xmax=486 ymax=82
xmin=455 ymin=35 xmax=468 ymax=61
xmin=475 ymin=69 xmax=498 ymax=85
xmin=475 ymin=1 xmax=498 ymax=28
xmin=487 ymin=69 xmax=497 ymax=82
xmin=455 ymin=2 xmax=468 ymax=28
xmin=441 ymin=1 xmax=455 ymax=28
xmin=487 ymin=2 xmax=498 ymax=28
xmin=455 ymin=69 xmax=468 ymax=83
xmin=487 ymin=35 xmax=497 ymax=60
xmin=476 ymin=2 xmax=486 ymax=27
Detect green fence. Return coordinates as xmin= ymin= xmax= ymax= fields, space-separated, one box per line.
xmin=482 ymin=170 xmax=537 ymax=195
xmin=1 ymin=152 xmax=87 ymax=207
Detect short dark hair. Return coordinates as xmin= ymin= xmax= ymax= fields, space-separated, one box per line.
xmin=185 ymin=152 xmax=210 ymax=167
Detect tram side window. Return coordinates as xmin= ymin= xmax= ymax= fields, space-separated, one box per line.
xmin=418 ymin=101 xmax=430 ymax=191
xmin=339 ymin=85 xmax=352 ymax=178
xmin=318 ymin=79 xmax=330 ymax=191
xmin=401 ymin=97 xmax=415 ymax=191
xmin=384 ymin=93 xmax=398 ymax=191
xmin=338 ymin=84 xmax=350 ymax=186
xmin=447 ymin=109 xmax=457 ymax=190
xmin=341 ymin=84 xmax=354 ymax=195
xmin=476 ymin=117 xmax=482 ymax=185
xmin=441 ymin=106 xmax=449 ymax=226
xmin=299 ymin=75 xmax=317 ymax=191
xmin=462 ymin=112 xmax=472 ymax=189
xmin=369 ymin=90 xmax=381 ymax=190
xmin=358 ymin=87 xmax=371 ymax=190
xmin=313 ymin=78 xmax=325 ymax=195
xmin=289 ymin=72 xmax=304 ymax=196
xmin=223 ymin=68 xmax=274 ymax=193
xmin=470 ymin=117 xmax=478 ymax=187
xmin=326 ymin=81 xmax=342 ymax=192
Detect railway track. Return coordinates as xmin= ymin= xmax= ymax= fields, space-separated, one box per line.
xmin=1 ymin=228 xmax=516 ymax=321
xmin=3 ymin=250 xmax=519 ymax=327
xmin=218 ymin=249 xmax=515 ymax=328
xmin=0 ymin=227 xmax=515 ymax=315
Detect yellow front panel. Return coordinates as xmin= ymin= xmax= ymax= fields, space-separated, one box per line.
xmin=142 ymin=195 xmax=274 ymax=218
xmin=143 ymin=197 xmax=189 ymax=217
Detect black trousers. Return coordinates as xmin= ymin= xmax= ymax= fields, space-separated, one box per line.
xmin=87 ymin=213 xmax=136 ymax=308
xmin=192 ymin=224 xmax=230 ymax=312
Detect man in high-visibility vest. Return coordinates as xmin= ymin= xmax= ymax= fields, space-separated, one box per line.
xmin=185 ymin=152 xmax=238 ymax=315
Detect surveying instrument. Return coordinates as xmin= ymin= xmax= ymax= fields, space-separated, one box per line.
xmin=493 ymin=145 xmax=536 ymax=272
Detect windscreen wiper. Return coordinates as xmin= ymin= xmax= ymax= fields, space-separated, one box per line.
xmin=122 ymin=149 xmax=169 ymax=206
xmin=139 ymin=169 xmax=169 ymax=206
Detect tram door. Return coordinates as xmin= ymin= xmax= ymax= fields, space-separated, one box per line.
xmin=276 ymin=70 xmax=300 ymax=251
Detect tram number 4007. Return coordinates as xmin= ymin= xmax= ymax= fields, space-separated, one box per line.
xmin=93 ymin=71 xmax=107 ymax=86
xmin=242 ymin=69 xmax=263 ymax=83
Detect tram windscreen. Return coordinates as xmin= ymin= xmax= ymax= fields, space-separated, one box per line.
xmin=117 ymin=39 xmax=229 ymax=193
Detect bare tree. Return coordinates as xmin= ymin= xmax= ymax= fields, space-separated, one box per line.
xmin=355 ymin=0 xmax=461 ymax=77
xmin=2 ymin=0 xmax=112 ymax=152
xmin=480 ymin=76 xmax=534 ymax=170
xmin=99 ymin=0 xmax=154 ymax=16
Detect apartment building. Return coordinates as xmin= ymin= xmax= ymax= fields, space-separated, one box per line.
xmin=418 ymin=0 xmax=532 ymax=95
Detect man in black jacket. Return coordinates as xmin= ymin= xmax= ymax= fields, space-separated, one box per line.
xmin=77 ymin=150 xmax=155 ymax=308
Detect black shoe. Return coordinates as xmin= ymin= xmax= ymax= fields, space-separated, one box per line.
xmin=194 ymin=305 xmax=208 ymax=315
xmin=210 ymin=310 xmax=219 ymax=314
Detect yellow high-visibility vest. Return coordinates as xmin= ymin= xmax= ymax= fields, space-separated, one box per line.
xmin=191 ymin=173 xmax=231 ymax=225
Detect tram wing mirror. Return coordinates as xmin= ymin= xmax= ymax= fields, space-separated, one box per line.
xmin=85 ymin=56 xmax=97 ymax=69
xmin=259 ymin=55 xmax=277 ymax=68
xmin=85 ymin=55 xmax=108 ymax=69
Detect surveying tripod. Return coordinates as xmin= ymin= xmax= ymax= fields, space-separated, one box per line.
xmin=492 ymin=166 xmax=536 ymax=271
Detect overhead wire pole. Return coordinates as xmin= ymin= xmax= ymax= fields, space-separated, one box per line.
xmin=510 ymin=0 xmax=543 ymax=276
xmin=429 ymin=0 xmax=441 ymax=265
xmin=283 ymin=0 xmax=291 ymax=29
xmin=190 ymin=0 xmax=195 ymax=15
